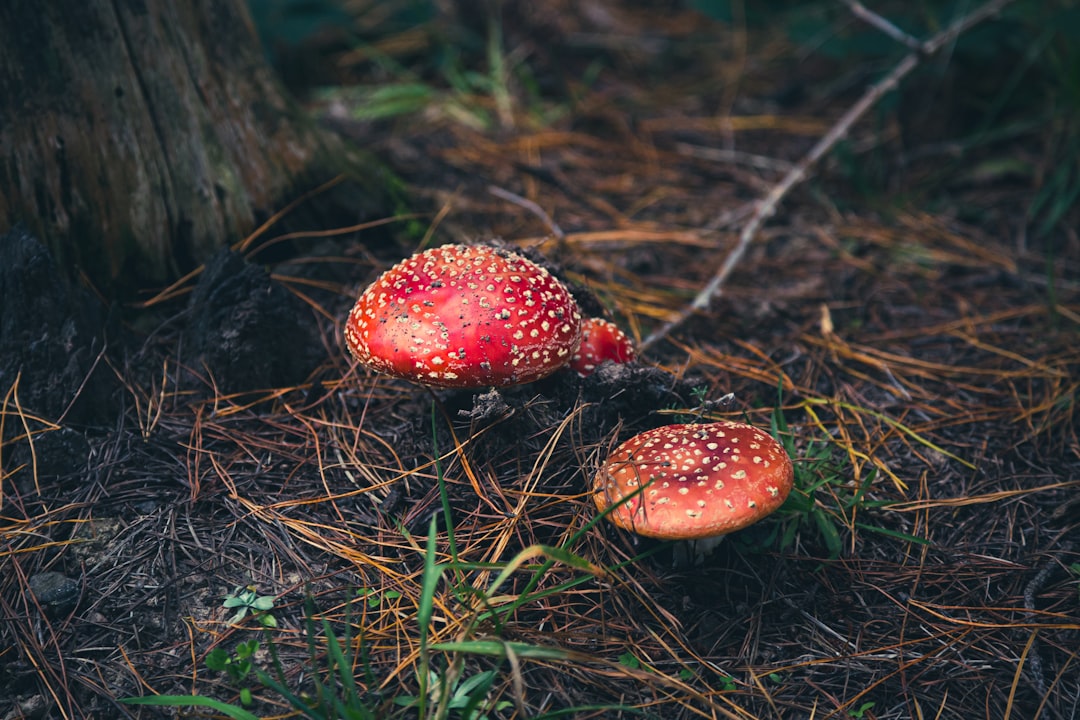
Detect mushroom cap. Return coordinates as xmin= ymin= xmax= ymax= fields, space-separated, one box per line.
xmin=593 ymin=421 xmax=794 ymax=540
xmin=344 ymin=244 xmax=582 ymax=388
xmin=569 ymin=317 xmax=637 ymax=377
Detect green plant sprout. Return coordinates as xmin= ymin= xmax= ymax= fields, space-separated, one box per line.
xmin=204 ymin=640 xmax=261 ymax=707
xmin=224 ymin=585 xmax=279 ymax=628
xmin=255 ymin=592 xmax=382 ymax=720
xmin=120 ymin=589 xmax=283 ymax=718
xmin=849 ymin=700 xmax=876 ymax=718
xmin=357 ymin=587 xmax=402 ymax=609
xmin=123 ymin=587 xmax=384 ymax=720
xmin=394 ymin=667 xmax=513 ymax=720
xmin=767 ymin=383 xmax=930 ymax=559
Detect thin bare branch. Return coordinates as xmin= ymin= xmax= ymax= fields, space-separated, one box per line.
xmin=641 ymin=0 xmax=1017 ymax=352
xmin=841 ymin=0 xmax=923 ymax=50
xmin=488 ymin=185 xmax=565 ymax=239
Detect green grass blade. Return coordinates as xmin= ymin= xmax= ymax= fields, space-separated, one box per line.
xmin=494 ymin=475 xmax=647 ymax=615
xmin=804 ymin=398 xmax=975 ymax=469
xmin=431 ymin=401 xmax=458 ymax=563
xmin=418 ymin=516 xmax=441 ymax=644
xmin=256 ymin=668 xmax=329 ymax=720
xmin=346 ymin=83 xmax=436 ymax=121
xmin=812 ymin=507 xmax=843 ymax=558
xmin=854 ymin=521 xmax=932 ymax=546
xmin=455 ymin=669 xmax=500 ymax=719
xmin=417 ymin=515 xmax=442 ymax=718
xmin=323 ymin=618 xmax=359 ymax=705
xmin=431 ymin=639 xmax=572 ymax=661
xmin=474 ymin=545 xmax=663 ymax=626
xmin=849 ymin=467 xmax=877 ymax=507
xmin=341 ymin=597 xmax=360 ymax=705
xmin=119 ymin=695 xmax=260 ymax=720
xmin=482 ymin=544 xmax=606 ymax=599
xmin=303 ymin=594 xmax=331 ymax=717
xmin=533 ymin=705 xmax=647 ymax=718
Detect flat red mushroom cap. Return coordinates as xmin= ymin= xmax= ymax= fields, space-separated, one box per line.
xmin=569 ymin=317 xmax=637 ymax=377
xmin=344 ymin=244 xmax=582 ymax=388
xmin=593 ymin=421 xmax=794 ymax=540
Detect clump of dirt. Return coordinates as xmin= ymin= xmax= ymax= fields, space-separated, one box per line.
xmin=0 ymin=226 xmax=117 ymax=428
xmin=182 ymin=249 xmax=326 ymax=395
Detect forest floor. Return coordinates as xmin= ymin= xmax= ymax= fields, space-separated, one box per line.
xmin=2 ymin=2 xmax=1078 ymax=719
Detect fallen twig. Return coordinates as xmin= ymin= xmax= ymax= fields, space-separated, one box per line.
xmin=489 ymin=185 xmax=565 ymax=239
xmin=1023 ymin=538 xmax=1075 ymax=720
xmin=840 ymin=0 xmax=924 ymax=50
xmin=640 ymin=0 xmax=1017 ymax=352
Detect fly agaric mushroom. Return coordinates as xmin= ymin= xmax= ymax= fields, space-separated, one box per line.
xmin=344 ymin=244 xmax=582 ymax=388
xmin=593 ymin=421 xmax=793 ymax=553
xmin=569 ymin=317 xmax=637 ymax=377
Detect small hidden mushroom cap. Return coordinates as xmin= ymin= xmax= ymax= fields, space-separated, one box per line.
xmin=593 ymin=421 xmax=794 ymax=540
xmin=344 ymin=243 xmax=582 ymax=388
xmin=569 ymin=317 xmax=637 ymax=377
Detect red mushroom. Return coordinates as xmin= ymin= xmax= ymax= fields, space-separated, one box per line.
xmin=593 ymin=421 xmax=794 ymax=543
xmin=569 ymin=317 xmax=637 ymax=377
xmin=344 ymin=244 xmax=582 ymax=388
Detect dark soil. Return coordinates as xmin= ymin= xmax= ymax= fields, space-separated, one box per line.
xmin=2 ymin=3 xmax=1078 ymax=720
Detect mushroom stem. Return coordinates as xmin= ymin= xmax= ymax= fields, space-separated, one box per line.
xmin=672 ymin=536 xmax=727 ymax=567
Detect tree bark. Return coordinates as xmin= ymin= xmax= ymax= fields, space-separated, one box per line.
xmin=0 ymin=0 xmax=366 ymax=292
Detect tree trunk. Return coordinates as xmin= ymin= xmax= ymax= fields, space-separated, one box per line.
xmin=0 ymin=0 xmax=368 ymax=293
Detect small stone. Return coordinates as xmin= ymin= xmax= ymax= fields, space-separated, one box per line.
xmin=27 ymin=571 xmax=79 ymax=613
xmin=132 ymin=499 xmax=158 ymax=514
xmin=3 ymin=694 xmax=48 ymax=720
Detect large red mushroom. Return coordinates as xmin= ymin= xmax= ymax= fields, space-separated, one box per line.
xmin=593 ymin=421 xmax=794 ymax=545
xmin=344 ymin=244 xmax=582 ymax=388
